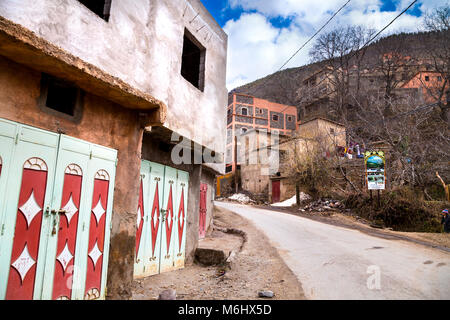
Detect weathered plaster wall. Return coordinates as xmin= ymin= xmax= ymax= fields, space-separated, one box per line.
xmin=0 ymin=0 xmax=228 ymax=164
xmin=0 ymin=56 xmax=142 ymax=299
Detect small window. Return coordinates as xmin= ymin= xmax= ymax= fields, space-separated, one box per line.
xmin=425 ymin=75 xmax=430 ymax=82
xmin=287 ymin=116 xmax=293 ymax=122
xmin=437 ymin=76 xmax=442 ymax=82
xmin=272 ymin=114 xmax=279 ymax=121
xmin=330 ymin=128 xmax=335 ymax=134
xmin=259 ymin=109 xmax=263 ymax=114
xmin=78 ymin=0 xmax=112 ymax=22
xmin=181 ymin=29 xmax=206 ymax=91
xmin=241 ymin=128 xmax=248 ymax=134
xmin=241 ymin=107 xmax=248 ymax=116
xmin=225 ymin=165 xmax=232 ymax=173
xmin=42 ymin=74 xmax=81 ymax=117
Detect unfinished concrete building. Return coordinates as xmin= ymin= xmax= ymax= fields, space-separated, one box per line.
xmin=0 ymin=0 xmax=227 ymax=300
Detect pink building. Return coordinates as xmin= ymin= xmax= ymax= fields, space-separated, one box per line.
xmin=225 ymin=93 xmax=298 ymax=173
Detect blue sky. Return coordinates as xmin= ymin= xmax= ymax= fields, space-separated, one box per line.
xmin=200 ymin=0 xmax=441 ymax=90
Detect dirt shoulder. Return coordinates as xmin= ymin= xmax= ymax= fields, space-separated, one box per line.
xmin=251 ymin=203 xmax=450 ymax=252
xmin=131 ymin=205 xmax=305 ymax=300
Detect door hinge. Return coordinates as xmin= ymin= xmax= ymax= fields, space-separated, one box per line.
xmin=15 ymin=133 xmax=19 ymax=145
xmin=89 ymin=151 xmax=93 ymax=160
xmin=1 ymin=224 xmax=4 ymax=236
xmin=115 ymin=158 xmax=118 ymax=167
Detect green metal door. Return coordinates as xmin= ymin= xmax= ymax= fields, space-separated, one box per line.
xmin=173 ymin=170 xmax=189 ymax=270
xmin=133 ymin=162 xmax=189 ymax=278
xmin=0 ymin=119 xmax=60 ymax=300
xmin=0 ymin=119 xmax=117 ymax=300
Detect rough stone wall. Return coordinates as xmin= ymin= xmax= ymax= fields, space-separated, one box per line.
xmin=270 ymin=111 xmax=284 ymax=129
xmin=0 ymin=56 xmax=142 ymax=299
xmin=0 ymin=0 xmax=228 ymax=168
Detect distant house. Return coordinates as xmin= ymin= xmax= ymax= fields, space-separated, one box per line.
xmin=240 ymin=118 xmax=346 ymax=203
xmin=225 ymin=93 xmax=298 ymax=173
xmin=401 ymin=70 xmax=449 ymax=104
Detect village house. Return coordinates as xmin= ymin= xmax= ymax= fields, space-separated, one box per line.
xmin=0 ymin=0 xmax=227 ymax=300
xmin=240 ymin=118 xmax=346 ymax=203
xmin=225 ymin=93 xmax=298 ymax=174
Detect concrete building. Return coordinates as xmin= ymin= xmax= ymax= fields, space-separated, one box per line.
xmin=0 ymin=0 xmax=227 ymax=300
xmin=240 ymin=118 xmax=346 ymax=203
xmin=225 ymin=93 xmax=298 ymax=173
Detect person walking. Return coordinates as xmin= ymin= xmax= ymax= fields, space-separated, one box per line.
xmin=441 ymin=209 xmax=450 ymax=233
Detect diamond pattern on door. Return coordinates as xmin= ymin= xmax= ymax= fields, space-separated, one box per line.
xmin=85 ymin=171 xmax=110 ymax=299
xmin=52 ymin=164 xmax=82 ymax=300
xmin=18 ymin=191 xmax=42 ymax=228
xmin=165 ymin=184 xmax=174 ymax=255
xmin=92 ymin=197 xmax=105 ymax=225
xmin=11 ymin=244 xmax=36 ymax=283
xmin=177 ymin=188 xmax=185 ymax=252
xmin=135 ymin=178 xmax=144 ymax=257
xmin=6 ymin=158 xmax=48 ymax=300
xmin=56 ymin=241 xmax=73 ymax=272
xmin=88 ymin=241 xmax=102 ymax=268
xmin=150 ymin=182 xmax=160 ymax=257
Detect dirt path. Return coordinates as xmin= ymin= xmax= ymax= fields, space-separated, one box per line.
xmin=130 ymin=205 xmax=305 ymax=300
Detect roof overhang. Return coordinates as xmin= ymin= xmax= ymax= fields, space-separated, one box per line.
xmin=0 ymin=16 xmax=166 ymax=126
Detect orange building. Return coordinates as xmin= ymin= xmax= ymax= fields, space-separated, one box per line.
xmin=225 ymin=93 xmax=298 ymax=173
xmin=401 ymin=71 xmax=449 ymax=104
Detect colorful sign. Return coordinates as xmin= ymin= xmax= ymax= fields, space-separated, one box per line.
xmin=364 ymin=151 xmax=386 ymax=190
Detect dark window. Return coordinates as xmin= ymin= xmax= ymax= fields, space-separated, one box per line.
xmin=225 ymin=165 xmax=232 ymax=173
xmin=78 ymin=0 xmax=112 ymax=22
xmin=241 ymin=128 xmax=248 ymax=134
xmin=287 ymin=116 xmax=292 ymax=122
xmin=425 ymin=75 xmax=430 ymax=82
xmin=44 ymin=76 xmax=79 ymax=116
xmin=241 ymin=107 xmax=248 ymax=116
xmin=437 ymin=76 xmax=442 ymax=82
xmin=272 ymin=114 xmax=279 ymax=121
xmin=330 ymin=128 xmax=335 ymax=134
xmin=181 ymin=29 xmax=206 ymax=91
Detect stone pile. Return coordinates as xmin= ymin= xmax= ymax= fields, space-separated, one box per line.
xmin=299 ymin=199 xmax=344 ymax=212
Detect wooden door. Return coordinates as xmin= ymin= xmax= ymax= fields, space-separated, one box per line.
xmin=199 ymin=183 xmax=207 ymax=239
xmin=272 ymin=180 xmax=281 ymax=203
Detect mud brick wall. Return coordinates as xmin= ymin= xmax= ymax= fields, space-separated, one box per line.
xmin=0 ymin=56 xmax=143 ymax=300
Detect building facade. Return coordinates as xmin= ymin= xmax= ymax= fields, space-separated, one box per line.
xmin=0 ymin=0 xmax=227 ymax=300
xmin=225 ymin=93 xmax=298 ymax=173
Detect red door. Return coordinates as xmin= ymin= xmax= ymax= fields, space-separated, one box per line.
xmin=199 ymin=183 xmax=207 ymax=239
xmin=84 ymin=170 xmax=110 ymax=300
xmin=272 ymin=180 xmax=280 ymax=203
xmin=52 ymin=164 xmax=83 ymax=300
xmin=6 ymin=158 xmax=48 ymax=300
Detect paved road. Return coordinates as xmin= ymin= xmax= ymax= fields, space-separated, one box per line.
xmin=216 ymin=201 xmax=450 ymax=300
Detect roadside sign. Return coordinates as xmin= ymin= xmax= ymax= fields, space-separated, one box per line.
xmin=364 ymin=151 xmax=386 ymax=190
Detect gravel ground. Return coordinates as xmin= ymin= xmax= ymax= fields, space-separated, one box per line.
xmin=130 ymin=205 xmax=305 ymax=300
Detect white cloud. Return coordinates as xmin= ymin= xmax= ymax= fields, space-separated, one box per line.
xmin=224 ymin=0 xmax=442 ymax=90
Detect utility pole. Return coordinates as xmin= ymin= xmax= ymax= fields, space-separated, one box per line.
xmin=234 ymin=135 xmax=238 ymax=194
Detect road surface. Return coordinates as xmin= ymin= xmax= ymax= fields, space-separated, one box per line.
xmin=216 ymin=201 xmax=450 ymax=300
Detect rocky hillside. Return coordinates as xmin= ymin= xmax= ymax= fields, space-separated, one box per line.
xmin=230 ymin=30 xmax=449 ymax=107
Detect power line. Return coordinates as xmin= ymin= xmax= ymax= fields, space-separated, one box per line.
xmin=273 ymin=0 xmax=419 ymax=116
xmin=246 ymin=0 xmax=352 ymax=96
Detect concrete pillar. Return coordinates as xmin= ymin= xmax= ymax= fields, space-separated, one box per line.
xmin=185 ymin=164 xmax=202 ymax=264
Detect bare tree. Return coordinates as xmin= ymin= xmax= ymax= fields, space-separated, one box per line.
xmin=423 ymin=4 xmax=450 ymax=124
